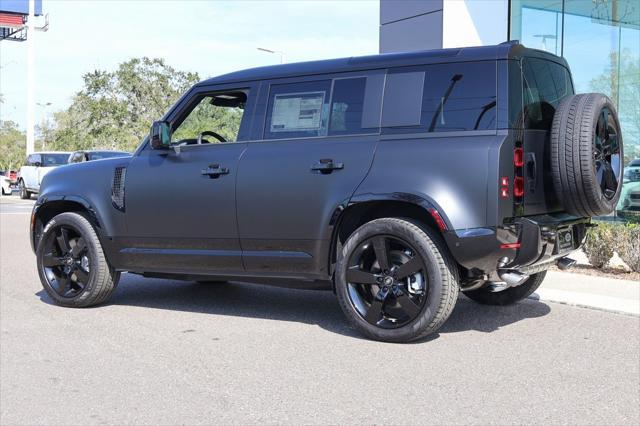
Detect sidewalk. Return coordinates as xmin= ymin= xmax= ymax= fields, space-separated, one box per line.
xmin=531 ymin=270 xmax=640 ymax=316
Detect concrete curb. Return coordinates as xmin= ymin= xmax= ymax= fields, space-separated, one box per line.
xmin=529 ymin=289 xmax=640 ymax=317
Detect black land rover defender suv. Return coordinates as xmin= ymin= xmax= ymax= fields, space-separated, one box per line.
xmin=31 ymin=42 xmax=623 ymax=342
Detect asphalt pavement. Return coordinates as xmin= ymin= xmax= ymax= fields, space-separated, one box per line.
xmin=1 ymin=197 xmax=639 ymax=425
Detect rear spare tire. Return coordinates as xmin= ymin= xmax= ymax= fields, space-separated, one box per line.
xmin=551 ymin=93 xmax=623 ymax=217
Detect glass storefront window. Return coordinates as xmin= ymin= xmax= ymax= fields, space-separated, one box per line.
xmin=510 ymin=0 xmax=640 ymax=221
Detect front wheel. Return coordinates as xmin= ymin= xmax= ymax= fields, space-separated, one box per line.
xmin=335 ymin=218 xmax=459 ymax=343
xmin=19 ymin=180 xmax=31 ymax=199
xmin=36 ymin=212 xmax=120 ymax=307
xmin=463 ymin=271 xmax=547 ymax=306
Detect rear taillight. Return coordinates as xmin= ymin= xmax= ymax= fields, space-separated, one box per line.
xmin=513 ymin=141 xmax=524 ymax=213
xmin=513 ymin=148 xmax=524 ymax=167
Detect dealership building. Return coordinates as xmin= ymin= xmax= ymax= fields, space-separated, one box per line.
xmin=379 ymin=0 xmax=639 ymax=161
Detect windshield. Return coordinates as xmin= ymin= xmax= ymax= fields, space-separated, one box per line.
xmin=42 ymin=154 xmax=69 ymax=166
xmin=88 ymin=152 xmax=129 ymax=161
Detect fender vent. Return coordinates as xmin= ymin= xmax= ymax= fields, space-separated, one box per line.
xmin=111 ymin=166 xmax=127 ymax=211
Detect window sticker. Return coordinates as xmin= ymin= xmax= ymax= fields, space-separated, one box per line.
xmin=271 ymin=91 xmax=325 ymax=132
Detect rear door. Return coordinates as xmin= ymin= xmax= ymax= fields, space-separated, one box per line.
xmin=236 ymin=73 xmax=384 ymax=278
xmin=519 ymin=57 xmax=574 ymax=215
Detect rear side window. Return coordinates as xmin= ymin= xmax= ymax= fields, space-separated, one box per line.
xmin=328 ymin=77 xmax=368 ymax=136
xmin=264 ymin=76 xmax=380 ymax=140
xmin=264 ymin=80 xmax=331 ymax=139
xmin=382 ymin=61 xmax=497 ymax=132
xmin=521 ymin=58 xmax=573 ymax=130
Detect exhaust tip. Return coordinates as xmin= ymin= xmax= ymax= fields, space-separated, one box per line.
xmin=557 ymin=257 xmax=577 ymax=271
xmin=497 ymin=270 xmax=529 ymax=287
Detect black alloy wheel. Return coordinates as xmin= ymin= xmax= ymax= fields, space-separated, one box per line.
xmin=39 ymin=224 xmax=92 ymax=298
xmin=345 ymin=235 xmax=428 ymax=329
xmin=594 ymin=107 xmax=621 ymax=200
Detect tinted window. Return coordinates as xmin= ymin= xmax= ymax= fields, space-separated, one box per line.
xmin=328 ymin=77 xmax=369 ymax=136
xmin=88 ymin=151 xmax=128 ymax=160
xmin=264 ymin=80 xmax=331 ymax=140
xmin=521 ymin=58 xmax=573 ymax=130
xmin=42 ymin=154 xmax=69 ymax=166
xmin=381 ymin=71 xmax=425 ymax=127
xmin=382 ymin=61 xmax=497 ymax=133
xmin=422 ymin=62 xmax=496 ymax=131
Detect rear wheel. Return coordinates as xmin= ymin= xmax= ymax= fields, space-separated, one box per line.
xmin=335 ymin=218 xmax=459 ymax=343
xmin=19 ymin=180 xmax=31 ymax=199
xmin=463 ymin=271 xmax=546 ymax=306
xmin=36 ymin=212 xmax=120 ymax=307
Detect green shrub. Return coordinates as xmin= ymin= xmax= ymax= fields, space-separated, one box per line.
xmin=583 ymin=223 xmax=616 ymax=268
xmin=615 ymin=224 xmax=640 ymax=272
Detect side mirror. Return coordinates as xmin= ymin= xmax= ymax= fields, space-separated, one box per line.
xmin=34 ymin=162 xmax=42 ymax=167
xmin=150 ymin=121 xmax=171 ymax=149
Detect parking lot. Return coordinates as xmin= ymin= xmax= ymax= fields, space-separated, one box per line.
xmin=1 ymin=195 xmax=639 ymax=425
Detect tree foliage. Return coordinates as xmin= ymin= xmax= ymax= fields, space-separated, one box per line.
xmin=0 ymin=121 xmax=26 ymax=171
xmin=590 ymin=49 xmax=640 ymax=164
xmin=49 ymin=57 xmax=200 ymax=152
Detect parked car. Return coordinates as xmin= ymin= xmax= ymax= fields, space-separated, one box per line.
xmin=0 ymin=170 xmax=18 ymax=185
xmin=30 ymin=42 xmax=624 ymax=342
xmin=68 ymin=150 xmax=130 ymax=164
xmin=1 ymin=174 xmax=11 ymax=196
xmin=617 ymin=159 xmax=640 ymax=219
xmin=18 ymin=152 xmax=70 ymax=199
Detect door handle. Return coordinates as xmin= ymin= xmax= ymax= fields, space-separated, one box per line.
xmin=201 ymin=164 xmax=229 ymax=178
xmin=311 ymin=159 xmax=344 ymax=174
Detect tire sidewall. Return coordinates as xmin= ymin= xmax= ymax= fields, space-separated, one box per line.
xmin=36 ymin=213 xmax=101 ymax=306
xmin=584 ymin=95 xmax=624 ymax=213
xmin=335 ymin=219 xmax=447 ymax=342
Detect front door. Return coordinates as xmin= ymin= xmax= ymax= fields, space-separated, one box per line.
xmin=122 ymin=88 xmax=254 ymax=275
xmin=236 ymin=75 xmax=382 ymax=279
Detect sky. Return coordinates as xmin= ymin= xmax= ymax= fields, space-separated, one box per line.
xmin=0 ymin=0 xmax=380 ymax=129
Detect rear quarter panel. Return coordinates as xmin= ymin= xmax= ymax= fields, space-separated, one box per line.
xmin=356 ymin=132 xmax=508 ymax=230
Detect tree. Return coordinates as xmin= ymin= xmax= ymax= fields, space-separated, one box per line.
xmin=590 ymin=49 xmax=640 ymax=164
xmin=0 ymin=121 xmax=26 ymax=171
xmin=50 ymin=57 xmax=201 ymax=152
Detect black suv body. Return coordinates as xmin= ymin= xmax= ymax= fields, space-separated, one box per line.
xmin=31 ymin=42 xmax=624 ymax=342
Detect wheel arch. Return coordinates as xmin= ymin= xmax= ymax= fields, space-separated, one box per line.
xmin=328 ymin=193 xmax=454 ymax=275
xmin=32 ymin=196 xmax=106 ymax=253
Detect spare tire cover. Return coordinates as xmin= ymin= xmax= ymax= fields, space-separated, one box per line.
xmin=550 ymin=93 xmax=624 ymax=217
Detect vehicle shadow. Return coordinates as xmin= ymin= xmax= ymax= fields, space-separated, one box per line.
xmin=36 ymin=274 xmax=551 ymax=342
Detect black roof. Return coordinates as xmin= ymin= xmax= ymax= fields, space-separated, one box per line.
xmin=198 ymin=42 xmax=568 ymax=87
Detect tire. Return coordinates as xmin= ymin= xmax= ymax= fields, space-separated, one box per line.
xmin=36 ymin=212 xmax=120 ymax=307
xmin=335 ymin=218 xmax=459 ymax=343
xmin=551 ymin=93 xmax=624 ymax=217
xmin=463 ymin=271 xmax=546 ymax=306
xmin=19 ymin=180 xmax=31 ymax=200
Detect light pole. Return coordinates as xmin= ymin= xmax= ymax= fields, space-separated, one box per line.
xmin=36 ymin=102 xmax=52 ymax=149
xmin=257 ymin=47 xmax=286 ymax=64
xmin=26 ymin=0 xmax=35 ymax=155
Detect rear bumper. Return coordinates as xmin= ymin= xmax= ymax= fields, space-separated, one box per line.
xmin=444 ymin=213 xmax=589 ymax=275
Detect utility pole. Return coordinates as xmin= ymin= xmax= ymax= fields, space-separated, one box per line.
xmin=26 ymin=0 xmax=35 ymax=155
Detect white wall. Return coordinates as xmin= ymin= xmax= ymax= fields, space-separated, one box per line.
xmin=442 ymin=0 xmax=509 ymax=48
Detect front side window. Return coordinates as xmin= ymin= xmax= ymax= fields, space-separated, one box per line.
xmin=264 ymin=80 xmax=331 ymax=140
xmin=172 ymin=91 xmax=248 ymax=144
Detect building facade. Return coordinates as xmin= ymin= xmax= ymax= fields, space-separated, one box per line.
xmin=380 ymin=0 xmax=639 ymax=216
